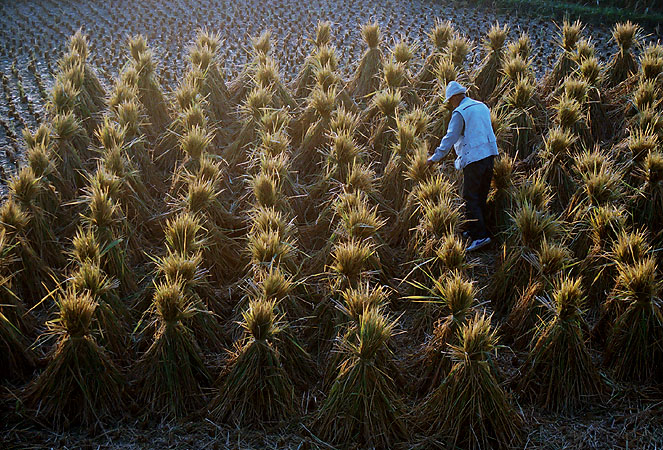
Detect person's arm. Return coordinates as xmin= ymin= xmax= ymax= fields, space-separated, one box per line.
xmin=427 ymin=111 xmax=464 ymax=163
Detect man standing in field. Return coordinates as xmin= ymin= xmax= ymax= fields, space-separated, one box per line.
xmin=427 ymin=81 xmax=498 ymax=252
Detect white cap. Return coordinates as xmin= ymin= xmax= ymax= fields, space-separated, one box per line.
xmin=445 ymin=81 xmax=467 ymax=101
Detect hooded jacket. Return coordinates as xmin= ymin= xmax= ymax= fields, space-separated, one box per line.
xmin=428 ymin=97 xmax=499 ymax=170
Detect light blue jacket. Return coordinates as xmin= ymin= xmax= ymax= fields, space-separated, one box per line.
xmin=428 ymin=97 xmax=499 ymax=170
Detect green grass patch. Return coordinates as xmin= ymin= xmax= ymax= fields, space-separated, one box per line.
xmin=470 ymin=0 xmax=663 ymax=29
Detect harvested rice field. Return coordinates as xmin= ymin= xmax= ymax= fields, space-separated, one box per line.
xmin=5 ymin=0 xmax=663 ymax=159
xmin=1 ymin=0 xmax=663 ymax=449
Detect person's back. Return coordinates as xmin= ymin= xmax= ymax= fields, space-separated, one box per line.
xmin=451 ymin=97 xmax=498 ymax=171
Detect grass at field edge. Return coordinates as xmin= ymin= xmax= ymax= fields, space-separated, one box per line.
xmin=436 ymin=0 xmax=663 ymax=30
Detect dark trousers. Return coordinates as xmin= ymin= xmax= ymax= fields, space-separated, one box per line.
xmin=462 ymin=155 xmax=494 ymax=240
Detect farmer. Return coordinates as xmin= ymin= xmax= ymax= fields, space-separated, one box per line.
xmin=427 ymin=80 xmax=498 ymax=252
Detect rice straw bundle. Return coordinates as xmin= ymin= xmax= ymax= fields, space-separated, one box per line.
xmin=314 ymin=307 xmax=406 ymax=448
xmin=490 ymin=52 xmax=534 ymax=106
xmin=134 ymin=280 xmax=211 ymax=419
xmin=630 ymin=149 xmax=663 ymax=241
xmin=111 ymin=96 xmax=156 ymax=183
xmin=0 ymin=226 xmax=36 ymax=378
xmin=70 ymin=260 xmax=130 ymax=359
xmin=519 ymin=278 xmax=603 ymax=413
xmin=323 ymin=129 xmax=365 ymax=186
xmin=51 ymin=111 xmax=89 ymax=194
xmin=227 ymin=30 xmax=273 ymax=105
xmin=254 ymin=56 xmax=297 ymax=110
xmin=501 ymin=78 xmax=536 ymax=159
xmin=538 ymin=126 xmax=578 ymax=209
xmin=488 ymin=154 xmax=517 ymax=237
xmin=96 ymin=118 xmax=154 ymax=228
xmin=295 ymin=86 xmax=337 ymax=178
xmin=22 ymin=290 xmax=126 ymax=429
xmin=413 ymin=270 xmax=475 ymax=393
xmin=0 ymin=199 xmax=52 ymax=303
xmin=23 ymin=126 xmax=62 ymax=201
xmin=540 ymin=19 xmax=584 ymax=98
xmin=7 ymin=166 xmax=65 ymax=267
xmin=416 ymin=20 xmax=455 ymax=98
xmin=411 ymin=195 xmax=463 ymax=260
xmin=127 ymin=39 xmax=170 ymax=139
xmin=80 ymin=183 xmax=137 ymax=294
xmin=59 ymin=31 xmax=107 ymax=135
xmin=473 ymin=23 xmax=510 ymax=101
xmin=368 ymin=88 xmax=403 ymax=169
xmin=490 ymin=201 xmax=561 ymax=314
xmin=423 ymin=55 xmax=457 ymax=150
xmin=566 ymin=153 xmax=623 ymax=223
xmin=188 ymin=30 xmax=231 ymax=128
xmin=505 ymin=239 xmax=572 ymax=347
xmin=178 ymin=175 xmax=245 ymax=283
xmin=507 ymin=32 xmax=533 ymax=61
xmin=446 ymin=34 xmax=472 ymax=72
xmin=390 ymin=39 xmax=420 ymax=107
xmin=576 ymin=56 xmax=612 ymax=143
xmin=293 ymin=21 xmax=333 ymax=99
xmin=605 ymin=21 xmax=641 ymax=88
xmin=347 ymin=22 xmax=384 ymax=103
xmin=381 ymin=115 xmax=420 ymax=211
xmin=640 ymin=44 xmax=663 ymax=82
xmin=209 ymin=299 xmax=296 ymax=426
xmin=391 ymin=173 xmax=452 ymax=246
xmin=605 ymin=257 xmax=663 ymax=382
xmin=225 ymin=87 xmax=274 ymax=170
xmin=419 ymin=314 xmax=522 ymax=450
xmin=329 ymin=238 xmax=378 ymax=290
xmin=592 ymin=230 xmax=653 ymax=341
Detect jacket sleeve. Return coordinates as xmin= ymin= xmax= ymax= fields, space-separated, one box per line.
xmin=428 ymin=111 xmax=464 ymax=162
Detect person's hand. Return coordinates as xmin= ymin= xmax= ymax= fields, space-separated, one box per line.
xmin=426 ymin=157 xmax=436 ymax=166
